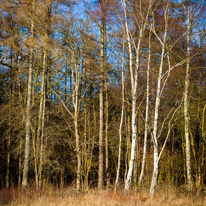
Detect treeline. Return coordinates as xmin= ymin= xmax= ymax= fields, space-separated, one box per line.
xmin=0 ymin=0 xmax=205 ymax=195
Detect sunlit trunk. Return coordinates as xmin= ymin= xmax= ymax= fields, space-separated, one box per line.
xmin=122 ymin=0 xmax=136 ymax=190
xmin=39 ymin=49 xmax=46 ymax=188
xmin=98 ymin=3 xmax=105 ymax=189
xmin=123 ymin=0 xmax=149 ymax=190
xmin=35 ymin=54 xmax=46 ymax=189
xmin=72 ymin=55 xmax=81 ymax=192
xmin=22 ymin=0 xmax=35 ymax=187
xmin=75 ymin=114 xmax=81 ymax=191
xmin=150 ymin=6 xmax=168 ymax=194
xmin=139 ymin=30 xmax=151 ymax=185
xmin=184 ymin=4 xmax=193 ymax=191
xmin=115 ymin=39 xmax=125 ymax=191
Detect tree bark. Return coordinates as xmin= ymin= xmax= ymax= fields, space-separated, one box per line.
xmin=104 ymin=22 xmax=109 ymax=189
xmin=38 ymin=49 xmax=47 ymax=188
xmin=139 ymin=29 xmax=151 ymax=185
xmin=72 ymin=54 xmax=81 ymax=192
xmin=98 ymin=1 xmax=105 ymax=189
xmin=115 ymin=38 xmax=125 ymax=191
xmin=22 ymin=0 xmax=35 ymax=187
xmin=184 ymin=4 xmax=193 ymax=191
xmin=150 ymin=6 xmax=168 ymax=194
xmin=123 ymin=0 xmax=149 ymax=190
xmin=123 ymin=0 xmax=136 ymax=190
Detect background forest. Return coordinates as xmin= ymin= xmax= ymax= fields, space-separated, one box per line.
xmin=0 ymin=0 xmax=206 ymax=196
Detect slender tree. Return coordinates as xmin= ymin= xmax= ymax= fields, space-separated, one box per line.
xmin=98 ymin=0 xmax=106 ymax=189
xmin=183 ymin=1 xmax=194 ymax=191
xmin=139 ymin=29 xmax=151 ymax=185
xmin=115 ymin=37 xmax=125 ymax=191
xmin=22 ymin=0 xmax=35 ymax=187
xmin=122 ymin=0 xmax=151 ymax=190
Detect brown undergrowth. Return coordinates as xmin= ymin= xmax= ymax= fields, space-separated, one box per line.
xmin=0 ymin=185 xmax=206 ymax=206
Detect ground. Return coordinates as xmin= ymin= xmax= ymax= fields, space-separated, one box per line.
xmin=0 ymin=185 xmax=206 ymax=206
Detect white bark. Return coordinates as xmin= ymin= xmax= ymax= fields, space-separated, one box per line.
xmin=72 ymin=54 xmax=81 ymax=192
xmin=22 ymin=0 xmax=35 ymax=187
xmin=150 ymin=3 xmax=168 ymax=195
xmin=35 ymin=49 xmax=46 ymax=189
xmin=38 ymin=48 xmax=47 ymax=188
xmin=122 ymin=0 xmax=136 ymax=190
xmin=98 ymin=2 xmax=105 ymax=189
xmin=115 ymin=38 xmax=125 ymax=191
xmin=122 ymin=0 xmax=151 ymax=191
xmin=184 ymin=4 xmax=193 ymax=191
xmin=139 ymin=30 xmax=151 ymax=185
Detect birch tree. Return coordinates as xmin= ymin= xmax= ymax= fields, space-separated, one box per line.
xmin=22 ymin=0 xmax=35 ymax=187
xmin=138 ymin=29 xmax=151 ymax=185
xmin=181 ymin=0 xmax=205 ymax=191
xmin=122 ymin=0 xmax=152 ymax=191
xmin=34 ymin=3 xmax=51 ymax=189
xmin=98 ymin=0 xmax=106 ymax=189
xmin=149 ymin=1 xmax=170 ymax=194
xmin=148 ymin=0 xmax=195 ymax=194
xmin=183 ymin=1 xmax=194 ymax=191
xmin=115 ymin=37 xmax=125 ymax=191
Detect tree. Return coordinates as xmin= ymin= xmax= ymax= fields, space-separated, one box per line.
xmin=115 ymin=36 xmax=125 ymax=191
xmin=122 ymin=0 xmax=152 ymax=191
xmin=183 ymin=0 xmax=194 ymax=191
xmin=98 ymin=0 xmax=106 ymax=189
xmin=139 ymin=29 xmax=151 ymax=185
xmin=22 ymin=0 xmax=35 ymax=187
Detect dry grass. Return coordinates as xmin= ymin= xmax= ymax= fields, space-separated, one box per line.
xmin=0 ymin=185 xmax=206 ymax=206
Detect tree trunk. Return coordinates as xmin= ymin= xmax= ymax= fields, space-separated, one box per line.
xmin=39 ymin=49 xmax=46 ymax=188
xmin=150 ymin=9 xmax=168 ymax=194
xmin=105 ymin=79 xmax=109 ymax=189
xmin=123 ymin=0 xmax=148 ymax=190
xmin=184 ymin=4 xmax=193 ymax=191
xmin=22 ymin=0 xmax=35 ymax=187
xmin=75 ymin=114 xmax=81 ymax=191
xmin=115 ymin=39 xmax=125 ymax=191
xmin=98 ymin=2 xmax=105 ymax=189
xmin=35 ymin=60 xmax=45 ymax=189
xmin=124 ymin=110 xmax=130 ymax=182
xmin=139 ymin=30 xmax=151 ymax=185
xmin=123 ymin=0 xmax=136 ymax=190
xmin=104 ymin=22 xmax=109 ymax=189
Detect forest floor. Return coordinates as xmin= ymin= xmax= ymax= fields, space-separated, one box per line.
xmin=0 ymin=185 xmax=206 ymax=206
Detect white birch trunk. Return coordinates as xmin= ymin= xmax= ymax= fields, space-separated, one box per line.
xmin=38 ymin=47 xmax=47 ymax=188
xmin=22 ymin=0 xmax=35 ymax=187
xmin=72 ymin=55 xmax=81 ymax=192
xmin=184 ymin=5 xmax=193 ymax=191
xmin=74 ymin=113 xmax=81 ymax=192
xmin=139 ymin=30 xmax=151 ymax=185
xmin=149 ymin=43 xmax=165 ymax=196
xmin=35 ymin=51 xmax=46 ymax=189
xmin=122 ymin=0 xmax=150 ymax=190
xmin=150 ymin=7 xmax=168 ymax=195
xmin=115 ymin=39 xmax=125 ymax=191
xmin=122 ymin=0 xmax=136 ymax=190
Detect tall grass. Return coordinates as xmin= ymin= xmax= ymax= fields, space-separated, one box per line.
xmin=0 ymin=185 xmax=205 ymax=206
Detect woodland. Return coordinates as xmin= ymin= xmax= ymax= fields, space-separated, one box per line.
xmin=0 ymin=0 xmax=206 ymax=198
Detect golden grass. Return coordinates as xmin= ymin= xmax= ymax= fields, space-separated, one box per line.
xmin=1 ymin=186 xmax=206 ymax=206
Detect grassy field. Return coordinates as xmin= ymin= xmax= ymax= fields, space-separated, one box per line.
xmin=1 ymin=185 xmax=206 ymax=206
